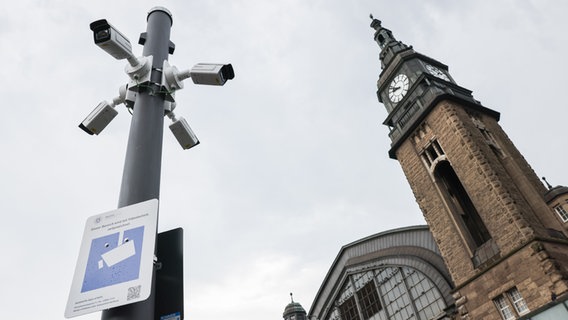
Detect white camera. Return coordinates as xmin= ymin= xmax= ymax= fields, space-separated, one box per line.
xmin=189 ymin=63 xmax=234 ymax=86
xmin=169 ymin=116 xmax=200 ymax=150
xmin=80 ymin=86 xmax=126 ymax=135
xmin=79 ymin=101 xmax=119 ymax=135
xmin=90 ymin=19 xmax=134 ymax=60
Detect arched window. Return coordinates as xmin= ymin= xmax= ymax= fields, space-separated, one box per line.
xmin=330 ymin=267 xmax=447 ymax=320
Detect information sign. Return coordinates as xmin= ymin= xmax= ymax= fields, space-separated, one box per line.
xmin=65 ymin=199 xmax=158 ymax=318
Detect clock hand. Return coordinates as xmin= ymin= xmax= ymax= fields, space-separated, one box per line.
xmin=392 ymin=86 xmax=401 ymax=92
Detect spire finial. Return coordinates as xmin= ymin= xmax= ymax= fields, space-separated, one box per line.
xmin=542 ymin=177 xmax=553 ymax=190
xmin=290 ymin=292 xmax=294 ymax=303
xmin=369 ymin=14 xmax=382 ymax=31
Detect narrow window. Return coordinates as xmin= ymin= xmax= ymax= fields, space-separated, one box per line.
xmin=377 ymin=34 xmax=385 ymax=46
xmin=481 ymin=128 xmax=504 ymax=158
xmin=494 ymin=295 xmax=515 ymax=320
xmin=421 ymin=140 xmax=444 ymax=169
xmin=554 ymin=204 xmax=568 ymax=222
xmin=357 ymin=281 xmax=382 ymax=319
xmin=435 ymin=161 xmax=492 ymax=247
xmin=470 ymin=114 xmax=505 ymax=158
xmin=507 ymin=287 xmax=529 ymax=315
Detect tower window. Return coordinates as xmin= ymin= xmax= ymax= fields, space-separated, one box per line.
xmin=377 ymin=34 xmax=385 ymax=46
xmin=470 ymin=114 xmax=505 ymax=158
xmin=554 ymin=204 xmax=568 ymax=222
xmin=435 ymin=161 xmax=492 ymax=248
xmin=423 ymin=139 xmax=495 ymax=264
xmin=480 ymin=128 xmax=504 ymax=158
xmin=421 ymin=140 xmax=444 ymax=168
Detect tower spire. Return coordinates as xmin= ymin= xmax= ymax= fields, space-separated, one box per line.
xmin=368 ymin=15 xmax=410 ymax=70
xmin=369 ymin=14 xmax=381 ymax=30
xmin=369 ymin=14 xmax=408 ymax=51
xmin=369 ymin=16 xmax=497 ymax=159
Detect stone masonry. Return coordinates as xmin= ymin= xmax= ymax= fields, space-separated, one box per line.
xmin=393 ymin=99 xmax=568 ymax=319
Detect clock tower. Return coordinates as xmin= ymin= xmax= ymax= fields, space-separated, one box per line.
xmin=371 ymin=17 xmax=568 ymax=319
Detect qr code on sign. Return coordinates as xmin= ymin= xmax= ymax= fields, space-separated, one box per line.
xmin=127 ymin=285 xmax=141 ymax=301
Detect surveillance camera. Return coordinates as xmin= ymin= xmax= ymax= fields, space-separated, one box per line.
xmin=89 ymin=19 xmax=134 ymax=60
xmin=169 ymin=116 xmax=200 ymax=150
xmin=79 ymin=101 xmax=118 ymax=135
xmin=189 ymin=63 xmax=234 ymax=86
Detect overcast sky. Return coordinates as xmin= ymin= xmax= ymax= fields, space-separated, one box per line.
xmin=1 ymin=1 xmax=567 ymax=319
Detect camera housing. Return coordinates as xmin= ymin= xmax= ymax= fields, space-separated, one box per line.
xmin=169 ymin=117 xmax=200 ymax=150
xmin=189 ymin=63 xmax=234 ymax=86
xmin=90 ymin=19 xmax=134 ymax=60
xmin=79 ymin=101 xmax=119 ymax=135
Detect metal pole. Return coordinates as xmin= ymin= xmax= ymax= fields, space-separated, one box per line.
xmin=102 ymin=7 xmax=172 ymax=320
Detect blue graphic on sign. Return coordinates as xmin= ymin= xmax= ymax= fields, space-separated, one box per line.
xmin=81 ymin=226 xmax=145 ymax=292
xmin=160 ymin=312 xmax=181 ymax=320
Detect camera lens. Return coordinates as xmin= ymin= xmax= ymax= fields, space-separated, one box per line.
xmin=95 ymin=28 xmax=111 ymax=41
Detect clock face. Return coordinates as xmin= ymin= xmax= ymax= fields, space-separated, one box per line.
xmin=425 ymin=63 xmax=450 ymax=81
xmin=388 ymin=74 xmax=409 ymax=103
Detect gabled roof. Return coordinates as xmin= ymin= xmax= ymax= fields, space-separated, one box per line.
xmin=308 ymin=225 xmax=454 ymax=320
